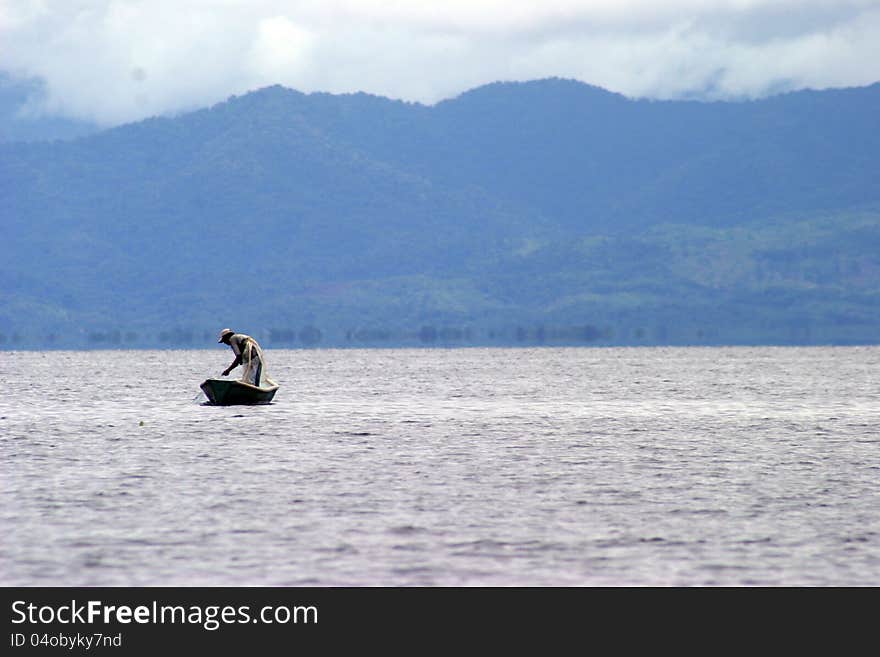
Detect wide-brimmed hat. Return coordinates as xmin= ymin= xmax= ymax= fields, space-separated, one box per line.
xmin=218 ymin=328 xmax=234 ymax=342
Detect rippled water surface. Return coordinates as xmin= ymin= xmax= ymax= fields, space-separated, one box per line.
xmin=2 ymin=346 xmax=879 ymax=586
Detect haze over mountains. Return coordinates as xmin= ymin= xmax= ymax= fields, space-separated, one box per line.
xmin=2 ymin=77 xmax=879 ymax=348
xmin=0 ymin=74 xmax=100 ymax=143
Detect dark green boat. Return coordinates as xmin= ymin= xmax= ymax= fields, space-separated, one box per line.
xmin=200 ymin=378 xmax=279 ymax=405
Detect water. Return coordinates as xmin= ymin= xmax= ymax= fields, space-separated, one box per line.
xmin=1 ymin=346 xmax=878 ymax=586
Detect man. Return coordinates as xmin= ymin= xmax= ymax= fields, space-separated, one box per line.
xmin=218 ymin=328 xmax=264 ymax=386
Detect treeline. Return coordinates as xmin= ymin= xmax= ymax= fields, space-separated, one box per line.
xmin=127 ymin=324 xmax=613 ymax=346
xmin=5 ymin=323 xmax=623 ymax=348
xmin=5 ymin=308 xmax=878 ymax=349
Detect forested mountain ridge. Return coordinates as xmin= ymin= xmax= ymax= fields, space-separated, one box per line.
xmin=2 ymin=78 xmax=879 ymax=348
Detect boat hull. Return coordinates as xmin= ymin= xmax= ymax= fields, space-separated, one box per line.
xmin=200 ymin=378 xmax=279 ymax=405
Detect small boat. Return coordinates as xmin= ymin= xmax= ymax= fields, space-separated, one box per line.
xmin=200 ymin=378 xmax=279 ymax=405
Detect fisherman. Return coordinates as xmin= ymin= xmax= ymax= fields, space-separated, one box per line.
xmin=218 ymin=328 xmax=264 ymax=386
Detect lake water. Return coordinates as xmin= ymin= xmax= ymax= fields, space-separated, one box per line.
xmin=1 ymin=346 xmax=878 ymax=586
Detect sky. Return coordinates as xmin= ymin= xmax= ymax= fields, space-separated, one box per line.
xmin=2 ymin=0 xmax=880 ymax=126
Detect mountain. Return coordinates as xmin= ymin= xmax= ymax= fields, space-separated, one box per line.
xmin=2 ymin=78 xmax=879 ymax=348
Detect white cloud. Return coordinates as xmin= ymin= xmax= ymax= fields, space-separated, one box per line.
xmin=247 ymin=16 xmax=316 ymax=87
xmin=1 ymin=0 xmax=879 ymax=125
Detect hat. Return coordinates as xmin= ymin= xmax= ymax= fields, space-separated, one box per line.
xmin=218 ymin=328 xmax=234 ymax=343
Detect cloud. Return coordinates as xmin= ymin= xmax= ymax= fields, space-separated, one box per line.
xmin=1 ymin=0 xmax=879 ymax=125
